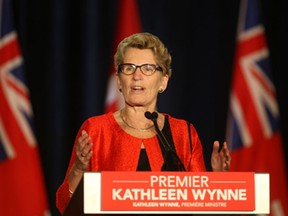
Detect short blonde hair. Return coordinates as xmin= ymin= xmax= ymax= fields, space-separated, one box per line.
xmin=114 ymin=32 xmax=172 ymax=77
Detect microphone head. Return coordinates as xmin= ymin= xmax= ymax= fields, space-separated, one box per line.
xmin=144 ymin=111 xmax=152 ymax=119
xmin=151 ymin=112 xmax=158 ymax=120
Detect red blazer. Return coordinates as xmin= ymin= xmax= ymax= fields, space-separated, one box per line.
xmin=56 ymin=112 xmax=206 ymax=214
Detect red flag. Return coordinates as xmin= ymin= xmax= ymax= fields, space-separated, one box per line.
xmin=0 ymin=0 xmax=50 ymax=215
xmin=105 ymin=0 xmax=141 ymax=112
xmin=226 ymin=0 xmax=288 ymax=215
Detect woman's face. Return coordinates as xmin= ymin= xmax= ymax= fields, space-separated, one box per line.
xmin=116 ymin=48 xmax=169 ymax=109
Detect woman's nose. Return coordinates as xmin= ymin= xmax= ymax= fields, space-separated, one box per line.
xmin=132 ymin=67 xmax=143 ymax=80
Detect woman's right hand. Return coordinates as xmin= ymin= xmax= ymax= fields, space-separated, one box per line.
xmin=74 ymin=130 xmax=93 ymax=172
xmin=68 ymin=130 xmax=93 ymax=196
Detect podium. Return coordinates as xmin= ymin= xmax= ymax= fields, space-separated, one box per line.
xmin=64 ymin=172 xmax=270 ymax=215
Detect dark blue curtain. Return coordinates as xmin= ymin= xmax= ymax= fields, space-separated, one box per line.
xmin=11 ymin=0 xmax=288 ymax=215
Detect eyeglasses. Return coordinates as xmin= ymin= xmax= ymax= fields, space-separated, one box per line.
xmin=118 ymin=63 xmax=163 ymax=76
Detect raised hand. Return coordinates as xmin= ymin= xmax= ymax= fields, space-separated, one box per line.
xmin=74 ymin=130 xmax=93 ymax=172
xmin=211 ymin=141 xmax=231 ymax=172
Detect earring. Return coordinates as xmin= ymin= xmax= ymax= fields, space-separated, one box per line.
xmin=119 ymin=88 xmax=122 ymax=92
xmin=159 ymin=88 xmax=163 ymax=93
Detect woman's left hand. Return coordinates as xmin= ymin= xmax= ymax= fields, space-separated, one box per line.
xmin=211 ymin=141 xmax=231 ymax=172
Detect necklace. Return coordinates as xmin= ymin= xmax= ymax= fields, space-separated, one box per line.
xmin=120 ymin=109 xmax=154 ymax=131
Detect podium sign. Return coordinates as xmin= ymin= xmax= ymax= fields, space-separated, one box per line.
xmin=83 ymin=172 xmax=269 ymax=214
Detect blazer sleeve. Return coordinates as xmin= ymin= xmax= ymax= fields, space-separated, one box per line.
xmin=55 ymin=120 xmax=92 ymax=214
xmin=187 ymin=123 xmax=206 ymax=171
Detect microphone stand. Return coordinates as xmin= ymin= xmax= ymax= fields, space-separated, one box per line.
xmin=145 ymin=111 xmax=186 ymax=171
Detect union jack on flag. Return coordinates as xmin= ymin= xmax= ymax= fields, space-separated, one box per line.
xmin=227 ymin=0 xmax=288 ymax=215
xmin=0 ymin=0 xmax=49 ymax=214
xmin=0 ymin=3 xmax=36 ymax=162
xmin=227 ymin=0 xmax=279 ymax=152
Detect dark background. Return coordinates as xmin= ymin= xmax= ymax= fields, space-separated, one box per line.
xmin=10 ymin=0 xmax=288 ymax=215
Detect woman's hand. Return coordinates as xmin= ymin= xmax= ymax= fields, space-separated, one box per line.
xmin=74 ymin=130 xmax=93 ymax=172
xmin=68 ymin=130 xmax=93 ymax=196
xmin=211 ymin=141 xmax=231 ymax=172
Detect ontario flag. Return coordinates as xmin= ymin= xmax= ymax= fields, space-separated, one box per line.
xmin=226 ymin=0 xmax=288 ymax=215
xmin=105 ymin=0 xmax=141 ymax=112
xmin=0 ymin=0 xmax=50 ymax=215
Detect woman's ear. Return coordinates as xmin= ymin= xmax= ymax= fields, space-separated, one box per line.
xmin=116 ymin=73 xmax=122 ymax=92
xmin=160 ymin=74 xmax=169 ymax=92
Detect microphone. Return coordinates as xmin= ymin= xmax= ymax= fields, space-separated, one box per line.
xmin=144 ymin=111 xmax=158 ymax=121
xmin=145 ymin=111 xmax=170 ymax=152
xmin=145 ymin=111 xmax=185 ymax=171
